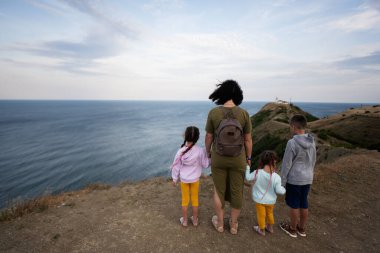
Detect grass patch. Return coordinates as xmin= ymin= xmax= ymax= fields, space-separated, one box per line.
xmin=1 ymin=183 xmax=111 ymax=222
xmin=317 ymin=129 xmax=329 ymax=140
xmin=315 ymin=129 xmax=360 ymax=149
xmin=85 ymin=183 xmax=111 ymax=191
xmin=251 ymin=133 xmax=288 ymax=169
xmin=275 ymin=118 xmax=289 ymax=124
xmin=290 ymin=104 xmax=319 ymax=122
xmin=315 ymin=128 xmax=361 ymax=149
xmin=305 ymin=113 xmax=319 ymax=122
xmin=251 ymin=110 xmax=271 ymax=128
xmin=330 ymin=141 xmax=355 ymax=149
xmin=367 ymin=143 xmax=380 ymax=151
xmin=0 ymin=194 xmax=66 ymax=222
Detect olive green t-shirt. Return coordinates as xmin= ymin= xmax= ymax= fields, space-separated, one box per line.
xmin=205 ymin=106 xmax=252 ymax=171
xmin=205 ymin=106 xmax=252 ymax=135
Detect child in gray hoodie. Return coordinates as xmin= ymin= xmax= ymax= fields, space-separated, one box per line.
xmin=280 ymin=114 xmax=316 ymax=238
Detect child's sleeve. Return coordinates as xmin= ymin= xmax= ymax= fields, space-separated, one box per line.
xmin=312 ymin=142 xmax=317 ymax=170
xmin=280 ymin=140 xmax=295 ymax=186
xmin=200 ymin=147 xmax=210 ymax=169
xmin=245 ymin=166 xmax=256 ymax=181
xmin=171 ymin=150 xmax=181 ymax=182
xmin=274 ymin=174 xmax=286 ymax=195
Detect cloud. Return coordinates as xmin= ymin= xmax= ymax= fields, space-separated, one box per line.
xmin=142 ymin=0 xmax=185 ymax=16
xmin=59 ymin=0 xmax=138 ymax=38
xmin=26 ymin=0 xmax=68 ymax=16
xmin=1 ymin=54 xmax=106 ymax=76
xmin=329 ymin=8 xmax=380 ymax=32
xmin=336 ymin=51 xmax=380 ymax=72
xmin=44 ymin=33 xmax=121 ymax=59
xmin=368 ymin=0 xmax=380 ymax=12
xmin=16 ymin=0 xmax=140 ymax=74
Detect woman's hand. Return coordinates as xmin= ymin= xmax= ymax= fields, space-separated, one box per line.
xmin=172 ymin=181 xmax=177 ymax=187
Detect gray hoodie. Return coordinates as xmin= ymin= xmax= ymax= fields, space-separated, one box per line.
xmin=281 ymin=133 xmax=316 ymax=186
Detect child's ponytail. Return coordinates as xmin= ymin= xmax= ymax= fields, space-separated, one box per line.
xmin=181 ymin=126 xmax=200 ymax=156
xmin=258 ymin=150 xmax=278 ymax=173
xmin=181 ymin=139 xmax=186 ymax=148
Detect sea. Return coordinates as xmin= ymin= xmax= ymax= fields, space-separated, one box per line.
xmin=0 ymin=100 xmax=376 ymax=208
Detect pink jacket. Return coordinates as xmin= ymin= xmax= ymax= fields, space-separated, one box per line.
xmin=171 ymin=145 xmax=210 ymax=183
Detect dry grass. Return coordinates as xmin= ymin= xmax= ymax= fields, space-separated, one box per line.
xmin=84 ymin=183 xmax=111 ymax=192
xmin=0 ymin=183 xmax=111 ymax=222
xmin=0 ymin=194 xmax=66 ymax=222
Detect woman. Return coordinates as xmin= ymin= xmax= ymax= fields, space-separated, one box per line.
xmin=205 ymin=79 xmax=252 ymax=234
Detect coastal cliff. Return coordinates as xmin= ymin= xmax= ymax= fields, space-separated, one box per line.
xmin=1 ymin=103 xmax=379 ymax=252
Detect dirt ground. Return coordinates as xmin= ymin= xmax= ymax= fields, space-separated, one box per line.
xmin=1 ymin=150 xmax=379 ymax=253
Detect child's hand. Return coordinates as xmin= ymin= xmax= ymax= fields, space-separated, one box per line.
xmin=172 ymin=181 xmax=177 ymax=187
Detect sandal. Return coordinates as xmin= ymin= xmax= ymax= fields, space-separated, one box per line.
xmin=190 ymin=216 xmax=198 ymax=227
xmin=265 ymin=225 xmax=274 ymax=234
xmin=179 ymin=217 xmax=188 ymax=227
xmin=211 ymin=215 xmax=224 ymax=232
xmin=229 ymin=218 xmax=238 ymax=235
xmin=254 ymin=226 xmax=265 ymax=236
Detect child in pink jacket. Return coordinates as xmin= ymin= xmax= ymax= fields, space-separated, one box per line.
xmin=171 ymin=126 xmax=210 ymax=227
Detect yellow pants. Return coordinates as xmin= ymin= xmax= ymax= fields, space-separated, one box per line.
xmin=180 ymin=181 xmax=199 ymax=207
xmin=255 ymin=203 xmax=275 ymax=229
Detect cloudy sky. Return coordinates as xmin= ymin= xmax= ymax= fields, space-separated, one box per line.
xmin=0 ymin=0 xmax=379 ymax=102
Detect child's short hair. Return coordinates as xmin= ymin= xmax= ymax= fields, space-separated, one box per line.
xmin=290 ymin=114 xmax=307 ymax=129
xmin=258 ymin=150 xmax=278 ymax=172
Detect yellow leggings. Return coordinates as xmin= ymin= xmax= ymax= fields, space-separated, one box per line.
xmin=180 ymin=181 xmax=199 ymax=207
xmin=255 ymin=203 xmax=275 ymax=229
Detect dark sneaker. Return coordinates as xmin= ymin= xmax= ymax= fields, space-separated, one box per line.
xmin=279 ymin=222 xmax=297 ymax=238
xmin=297 ymin=225 xmax=306 ymax=237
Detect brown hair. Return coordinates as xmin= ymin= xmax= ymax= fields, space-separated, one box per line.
xmin=258 ymin=150 xmax=278 ymax=174
xmin=181 ymin=126 xmax=200 ymax=156
xmin=290 ymin=114 xmax=307 ymax=130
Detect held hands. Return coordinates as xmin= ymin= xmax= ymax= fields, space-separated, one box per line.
xmin=172 ymin=181 xmax=177 ymax=187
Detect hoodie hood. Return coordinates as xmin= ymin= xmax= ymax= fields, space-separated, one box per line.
xmin=293 ymin=133 xmax=315 ymax=149
xmin=180 ymin=146 xmax=199 ymax=166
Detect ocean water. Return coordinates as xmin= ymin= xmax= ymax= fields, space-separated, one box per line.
xmin=0 ymin=100 xmax=375 ymax=207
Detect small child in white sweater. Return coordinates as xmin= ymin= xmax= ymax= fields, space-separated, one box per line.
xmin=246 ymin=150 xmax=286 ymax=236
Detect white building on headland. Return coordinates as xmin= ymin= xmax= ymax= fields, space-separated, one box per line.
xmin=275 ymin=97 xmax=289 ymax=104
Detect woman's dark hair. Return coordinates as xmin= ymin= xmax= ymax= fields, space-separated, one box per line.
xmin=181 ymin=126 xmax=200 ymax=156
xmin=208 ymin=79 xmax=243 ymax=105
xmin=258 ymin=150 xmax=278 ymax=173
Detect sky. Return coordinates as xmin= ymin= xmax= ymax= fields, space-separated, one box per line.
xmin=0 ymin=0 xmax=379 ymax=102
